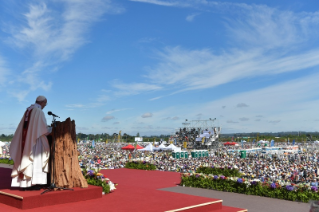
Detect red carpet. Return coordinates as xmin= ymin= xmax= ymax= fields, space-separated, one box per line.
xmin=0 ymin=167 xmax=247 ymax=212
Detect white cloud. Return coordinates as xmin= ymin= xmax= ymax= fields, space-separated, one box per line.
xmin=130 ymin=0 xmax=186 ymax=7
xmin=237 ymin=103 xmax=249 ymax=108
xmin=227 ymin=120 xmax=238 ymax=123
xmin=239 ymin=117 xmax=249 ymax=121
xmin=269 ymin=120 xmax=281 ymax=124
xmin=142 ymin=112 xmax=153 ymax=118
xmin=196 ymin=73 xmax=319 ymax=132
xmin=4 ymin=1 xmax=124 ymax=101
xmin=149 ymin=96 xmax=163 ymax=101
xmin=106 ymin=108 xmax=130 ymax=114
xmin=146 ymin=46 xmax=319 ymax=93
xmin=186 ymin=13 xmax=199 ymax=22
xmin=102 ymin=116 xmax=115 ymax=122
xmin=144 ymin=6 xmax=319 ymax=94
xmin=112 ymin=81 xmax=162 ymax=96
xmin=65 ymin=104 xmax=85 ymax=108
xmin=8 ymin=1 xmax=124 ymax=61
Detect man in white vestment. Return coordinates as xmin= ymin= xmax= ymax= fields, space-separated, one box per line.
xmin=9 ymin=96 xmax=52 ymax=190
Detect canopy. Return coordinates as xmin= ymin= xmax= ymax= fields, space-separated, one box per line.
xmin=0 ymin=141 xmax=5 ymax=147
xmin=138 ymin=143 xmax=155 ymax=151
xmin=121 ymin=144 xmax=135 ymax=150
xmin=314 ymin=140 xmax=319 ymax=144
xmin=135 ymin=144 xmax=144 ymax=149
xmin=154 ymin=143 xmax=168 ymax=151
xmin=224 ymin=142 xmax=237 ymax=145
xmin=258 ymin=140 xmax=269 ymax=144
xmin=166 ymin=144 xmax=181 ymax=151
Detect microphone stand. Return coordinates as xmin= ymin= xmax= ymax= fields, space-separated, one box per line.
xmin=41 ymin=116 xmax=74 ymax=195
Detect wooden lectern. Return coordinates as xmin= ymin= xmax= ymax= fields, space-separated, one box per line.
xmin=47 ymin=118 xmax=88 ymax=188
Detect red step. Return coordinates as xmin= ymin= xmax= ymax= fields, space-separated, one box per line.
xmin=0 ymin=185 xmax=102 ymax=210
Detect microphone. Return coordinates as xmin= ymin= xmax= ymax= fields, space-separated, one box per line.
xmin=48 ymin=111 xmax=60 ymax=118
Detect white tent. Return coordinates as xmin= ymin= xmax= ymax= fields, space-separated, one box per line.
xmin=314 ymin=140 xmax=319 ymax=144
xmin=138 ymin=143 xmax=155 ymax=152
xmin=165 ymin=144 xmax=181 ymax=151
xmin=242 ymin=140 xmax=247 ymax=143
xmin=0 ymin=141 xmax=5 ymax=147
xmin=258 ymin=140 xmax=269 ymax=144
xmin=154 ymin=143 xmax=168 ymax=151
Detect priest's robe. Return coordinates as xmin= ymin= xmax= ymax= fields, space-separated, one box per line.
xmin=9 ymin=104 xmax=51 ymax=187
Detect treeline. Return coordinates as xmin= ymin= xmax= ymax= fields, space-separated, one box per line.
xmin=0 ymin=134 xmax=13 ymax=142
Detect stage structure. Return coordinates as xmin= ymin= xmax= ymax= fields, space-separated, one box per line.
xmin=173 ymin=118 xmax=221 ymax=150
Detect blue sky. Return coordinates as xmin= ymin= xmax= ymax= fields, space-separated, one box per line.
xmin=0 ymin=0 xmax=319 ymax=136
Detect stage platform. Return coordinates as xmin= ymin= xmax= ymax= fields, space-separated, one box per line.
xmin=0 ymin=185 xmax=102 ymax=210
xmin=0 ymin=167 xmax=247 ymax=211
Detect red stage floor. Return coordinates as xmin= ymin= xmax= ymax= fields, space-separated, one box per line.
xmin=0 ymin=168 xmax=247 ymax=212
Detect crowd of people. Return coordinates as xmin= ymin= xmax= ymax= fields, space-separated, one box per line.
xmin=76 ymin=141 xmax=319 ymax=187
xmin=2 ymin=140 xmax=319 ymax=188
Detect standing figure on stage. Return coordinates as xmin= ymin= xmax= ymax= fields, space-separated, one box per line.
xmin=9 ymin=96 xmax=52 ymax=190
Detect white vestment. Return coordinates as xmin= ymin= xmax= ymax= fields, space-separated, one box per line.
xmin=9 ymin=104 xmax=51 ymax=187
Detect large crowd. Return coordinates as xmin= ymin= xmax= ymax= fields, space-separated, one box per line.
xmin=2 ymin=141 xmax=319 ymax=187
xmin=75 ymin=141 xmax=319 ymax=187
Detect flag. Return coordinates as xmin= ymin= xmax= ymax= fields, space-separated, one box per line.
xmin=292 ymin=139 xmax=295 ymax=145
xmin=252 ymin=139 xmax=255 ymax=144
xmin=92 ymin=140 xmax=95 ymax=148
xmin=288 ymin=137 xmax=290 ymax=144
xmin=241 ymin=140 xmax=243 ymax=148
xmin=270 ymin=140 xmax=274 ymax=147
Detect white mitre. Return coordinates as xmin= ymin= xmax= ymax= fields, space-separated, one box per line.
xmin=36 ymin=95 xmax=46 ymax=102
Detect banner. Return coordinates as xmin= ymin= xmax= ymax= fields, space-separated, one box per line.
xmin=105 ymin=139 xmax=108 ymax=144
xmin=184 ymin=142 xmax=187 ymax=149
xmin=135 ymin=137 xmax=143 ymax=142
xmin=241 ymin=140 xmax=243 ymax=148
xmin=202 ymin=137 xmax=205 ymax=144
xmin=270 ymin=140 xmax=274 ymax=147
